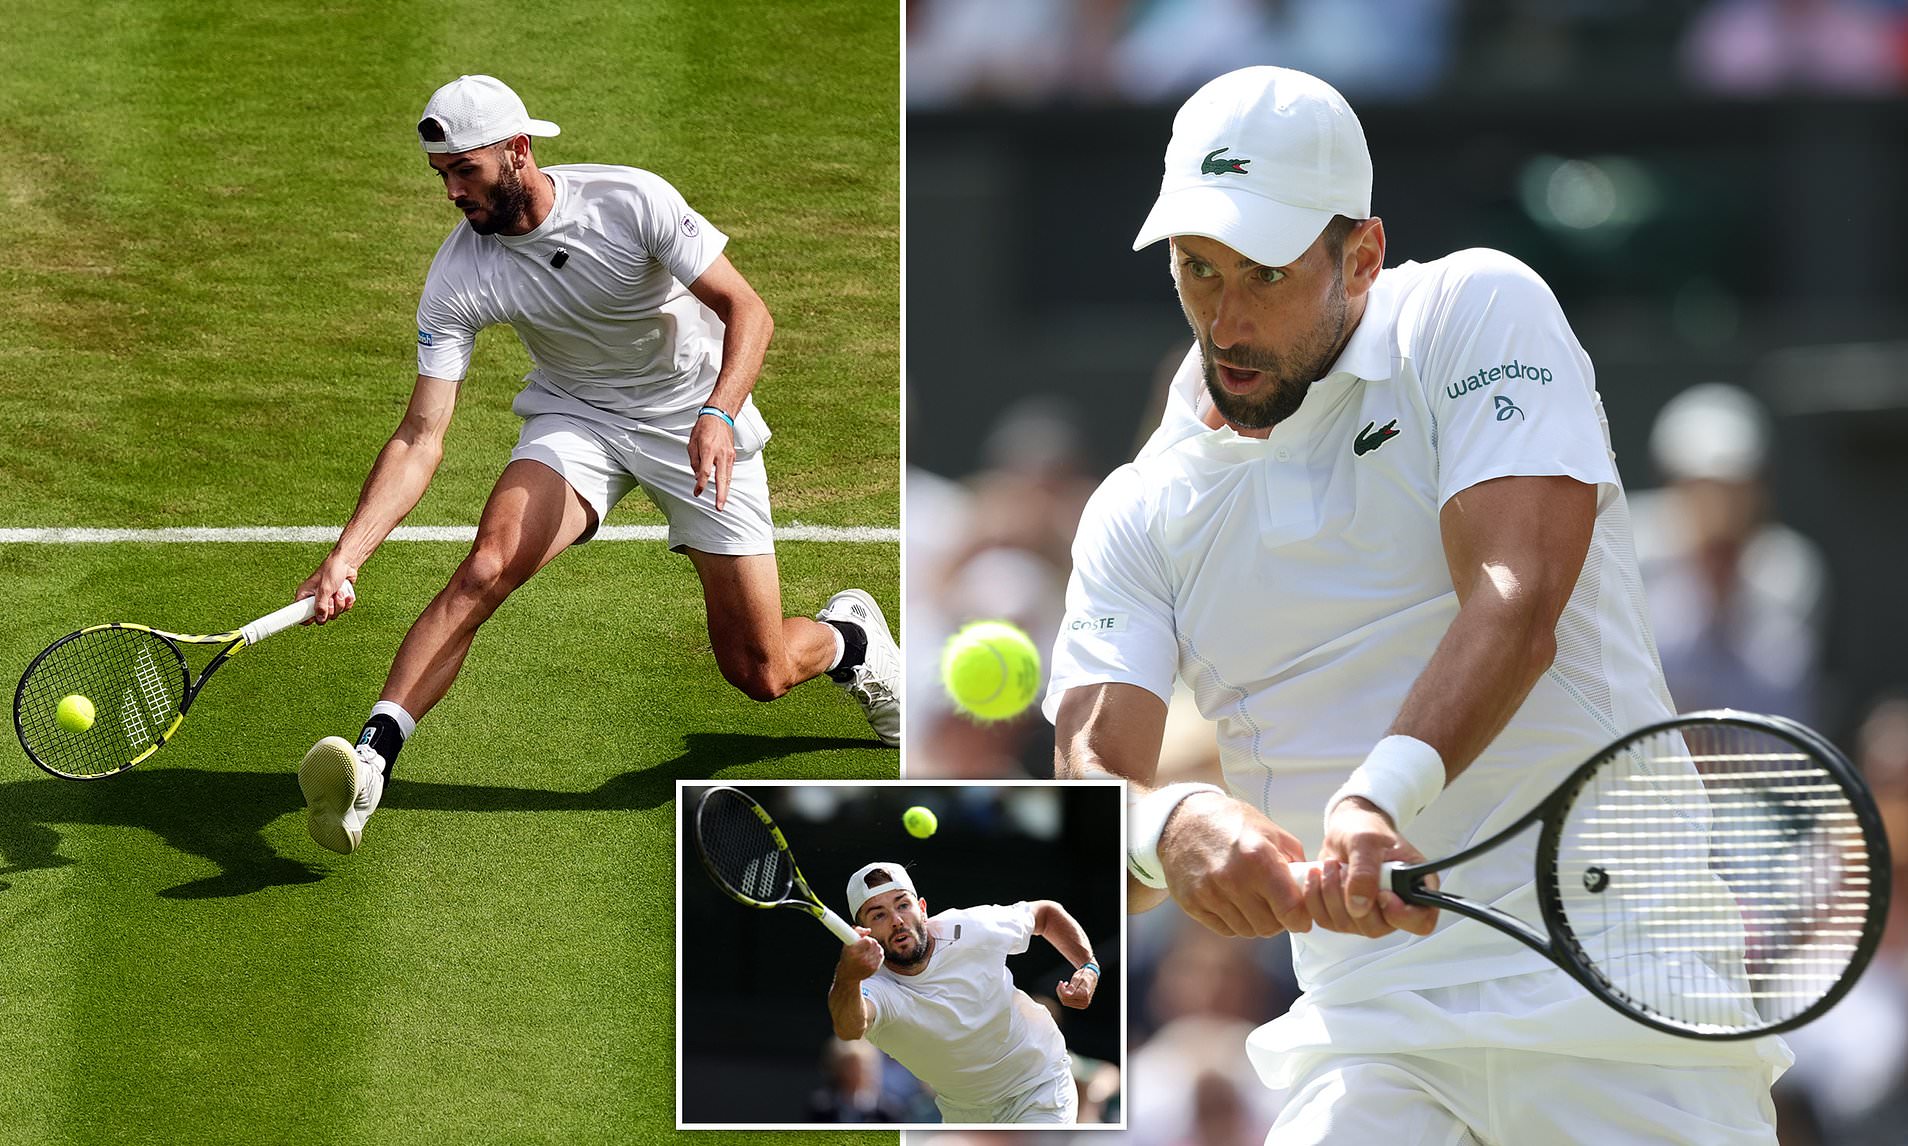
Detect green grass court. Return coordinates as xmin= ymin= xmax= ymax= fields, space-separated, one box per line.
xmin=0 ymin=2 xmax=898 ymax=1142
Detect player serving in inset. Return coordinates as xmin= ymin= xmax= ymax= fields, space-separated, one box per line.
xmin=290 ymin=75 xmax=899 ymax=854
xmin=827 ymin=863 xmax=1100 ymax=1125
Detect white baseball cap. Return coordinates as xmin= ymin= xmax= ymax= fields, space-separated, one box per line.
xmin=1133 ymin=67 xmax=1371 ymax=268
xmin=846 ymin=861 xmax=917 ymax=921
xmin=417 ymin=74 xmax=561 ymax=154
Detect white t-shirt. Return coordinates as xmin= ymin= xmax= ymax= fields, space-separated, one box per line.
xmin=861 ymin=903 xmax=1071 ymax=1109
xmin=1045 ymin=250 xmax=1776 ymax=1067
xmin=415 ymin=163 xmax=730 ymax=424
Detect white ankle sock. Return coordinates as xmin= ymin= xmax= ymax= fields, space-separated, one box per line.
xmin=368 ymin=700 xmax=417 ymax=741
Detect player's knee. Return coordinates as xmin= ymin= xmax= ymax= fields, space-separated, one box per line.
xmin=720 ymin=654 xmax=791 ymax=703
xmin=449 ymin=547 xmax=524 ymax=610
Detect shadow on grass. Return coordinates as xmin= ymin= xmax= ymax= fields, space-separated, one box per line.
xmin=0 ymin=733 xmax=872 ymax=899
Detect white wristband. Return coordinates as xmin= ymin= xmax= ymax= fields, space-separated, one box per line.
xmin=1127 ymin=782 xmax=1226 ymax=889
xmin=1325 ymin=735 xmax=1445 ymax=834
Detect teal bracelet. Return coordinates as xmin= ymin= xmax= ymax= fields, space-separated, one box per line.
xmin=698 ymin=405 xmax=736 ymax=429
xmin=1081 ymin=960 xmax=1100 ymax=977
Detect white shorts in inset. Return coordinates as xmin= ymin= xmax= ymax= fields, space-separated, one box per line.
xmin=1268 ymin=1048 xmax=1778 ymax=1145
xmin=508 ymin=405 xmax=775 ymax=556
xmin=934 ymin=1067 xmax=1078 ymax=1126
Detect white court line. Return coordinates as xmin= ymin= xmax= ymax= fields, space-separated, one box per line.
xmin=0 ymin=524 xmax=898 ymax=544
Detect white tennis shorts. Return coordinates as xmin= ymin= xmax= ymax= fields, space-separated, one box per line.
xmin=1268 ymin=1047 xmax=1778 ymax=1145
xmin=508 ymin=401 xmax=775 ymax=555
xmin=934 ymin=1067 xmax=1079 ymax=1125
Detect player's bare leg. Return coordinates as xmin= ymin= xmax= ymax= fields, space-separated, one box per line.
xmin=684 ymin=549 xmax=900 ymax=745
xmin=684 ymin=550 xmax=833 ymax=699
xmin=301 ymin=459 xmax=593 ymax=853
xmin=381 ymin=458 xmax=596 ymax=716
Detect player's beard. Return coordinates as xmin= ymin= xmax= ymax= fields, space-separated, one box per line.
xmin=1197 ymin=270 xmax=1351 ymax=431
xmin=463 ymin=163 xmax=532 ymax=236
xmin=881 ymin=918 xmax=932 ymax=968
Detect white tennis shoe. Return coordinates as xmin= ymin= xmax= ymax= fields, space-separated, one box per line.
xmin=818 ymin=589 xmax=901 ymax=747
xmin=299 ymin=735 xmax=386 ymax=854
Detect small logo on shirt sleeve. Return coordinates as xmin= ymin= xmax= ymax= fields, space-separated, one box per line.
xmin=680 ymin=214 xmax=699 ymax=238
xmin=1067 ymin=614 xmax=1126 ymax=634
xmin=417 ymin=329 xmax=435 ymax=347
xmin=1445 ymin=359 xmax=1552 ymax=400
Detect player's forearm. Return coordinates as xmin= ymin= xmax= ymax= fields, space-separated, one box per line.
xmin=1053 ymin=683 xmax=1175 ymax=912
xmin=331 ymin=433 xmax=444 ymax=566
xmin=702 ymin=297 xmax=773 ymax=415
xmin=827 ymin=973 xmax=870 ymax=1040
xmin=1033 ymin=901 xmax=1095 ymax=968
xmin=1053 ymin=683 xmax=1164 ymax=789
xmin=1389 ymin=587 xmax=1557 ymax=781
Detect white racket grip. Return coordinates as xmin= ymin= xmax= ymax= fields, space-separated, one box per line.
xmin=819 ymin=906 xmax=860 ymax=946
xmin=1286 ymin=859 xmax=1406 ymax=884
xmin=244 ymin=581 xmax=356 ymax=645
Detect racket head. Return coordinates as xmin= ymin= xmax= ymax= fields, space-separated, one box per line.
xmin=1537 ymin=710 xmax=1890 ymax=1040
xmin=14 ymin=625 xmax=190 ymax=780
xmin=692 ymin=786 xmax=799 ymax=908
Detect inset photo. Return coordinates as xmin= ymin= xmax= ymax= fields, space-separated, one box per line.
xmin=676 ymin=780 xmax=1125 ymax=1130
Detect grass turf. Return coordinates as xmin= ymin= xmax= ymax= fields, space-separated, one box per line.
xmin=0 ymin=1 xmax=898 ymax=1142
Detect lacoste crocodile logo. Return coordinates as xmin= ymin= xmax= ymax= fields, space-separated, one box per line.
xmin=1353 ymin=420 xmax=1400 ymax=456
xmin=1202 ymin=148 xmax=1250 ymax=176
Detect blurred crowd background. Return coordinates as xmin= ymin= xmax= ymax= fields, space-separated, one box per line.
xmin=676 ymin=783 xmax=1121 ymax=1126
xmin=906 ymin=2 xmax=1908 ymax=1143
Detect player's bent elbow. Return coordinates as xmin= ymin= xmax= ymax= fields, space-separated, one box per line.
xmin=384 ymin=429 xmax=446 ymax=482
xmin=1511 ymin=608 xmax=1559 ymax=679
xmin=1528 ymin=627 xmax=1558 ymax=677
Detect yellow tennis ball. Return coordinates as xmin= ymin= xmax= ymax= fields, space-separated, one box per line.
xmin=903 ymin=805 xmax=938 ymax=839
xmin=56 ymin=694 xmax=96 ymax=733
xmin=940 ymin=620 xmax=1041 ymax=721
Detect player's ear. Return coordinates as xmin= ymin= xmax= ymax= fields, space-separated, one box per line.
xmin=1346 ymin=217 xmax=1385 ymax=297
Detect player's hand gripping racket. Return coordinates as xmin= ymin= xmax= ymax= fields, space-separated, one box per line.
xmin=13 ymin=584 xmax=356 ymax=781
xmin=1290 ymin=711 xmax=1890 ymax=1039
xmin=692 ymin=786 xmax=859 ymax=944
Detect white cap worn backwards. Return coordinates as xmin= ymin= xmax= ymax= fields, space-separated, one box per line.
xmin=846 ymin=861 xmax=917 ymax=921
xmin=1133 ymin=66 xmax=1371 ymax=269
xmin=417 ymin=74 xmax=561 ymax=154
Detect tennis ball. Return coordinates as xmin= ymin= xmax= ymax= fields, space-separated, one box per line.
xmin=903 ymin=805 xmax=938 ymax=839
xmin=56 ymin=694 xmax=95 ymax=733
xmin=940 ymin=620 xmax=1041 ymax=721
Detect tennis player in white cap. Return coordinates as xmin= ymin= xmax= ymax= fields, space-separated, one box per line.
xmin=826 ymin=862 xmax=1101 ymax=1125
xmin=292 ymin=74 xmax=899 ymax=855
xmin=1048 ymin=67 xmax=1787 ymax=1142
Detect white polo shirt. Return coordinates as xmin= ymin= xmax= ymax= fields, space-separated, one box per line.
xmin=415 ymin=163 xmax=730 ymax=425
xmin=1044 ymin=249 xmax=1753 ymax=1049
xmin=860 ymin=903 xmax=1071 ymax=1111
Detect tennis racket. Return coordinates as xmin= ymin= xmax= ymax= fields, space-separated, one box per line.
xmin=13 ymin=584 xmax=356 ymax=781
xmin=692 ymin=786 xmax=859 ymax=944
xmin=1291 ymin=710 xmax=1890 ymax=1040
